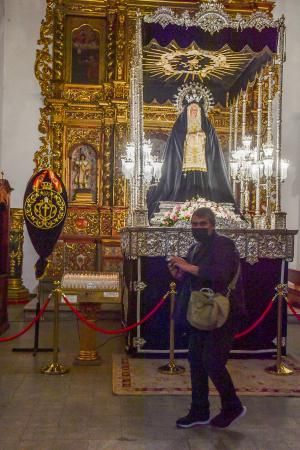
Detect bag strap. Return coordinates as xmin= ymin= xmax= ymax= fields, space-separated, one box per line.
xmin=226 ymin=263 xmax=241 ymax=296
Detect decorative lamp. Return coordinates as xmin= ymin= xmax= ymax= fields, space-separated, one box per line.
xmin=121 ymin=158 xmax=135 ymax=180
xmin=152 ymin=157 xmax=163 ymax=182
xmin=230 ymin=160 xmax=239 ymax=179
xmin=262 ymin=142 xmax=274 ymax=158
xmin=263 ymin=157 xmax=274 ymax=178
xmin=250 ymin=161 xmax=262 ymax=182
xmin=280 ymin=159 xmax=289 ymax=182
xmin=242 ymin=135 xmax=252 ymax=153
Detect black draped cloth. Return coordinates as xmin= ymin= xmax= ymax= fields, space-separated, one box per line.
xmin=147 ymin=103 xmax=235 ymax=218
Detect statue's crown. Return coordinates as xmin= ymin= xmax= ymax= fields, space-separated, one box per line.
xmin=175 ymin=82 xmax=215 ymax=113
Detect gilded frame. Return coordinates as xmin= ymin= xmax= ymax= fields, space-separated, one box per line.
xmin=65 ymin=15 xmax=107 ymax=85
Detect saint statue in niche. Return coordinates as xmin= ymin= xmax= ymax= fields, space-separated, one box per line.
xmin=70 ymin=144 xmax=97 ymax=203
xmin=147 ymin=102 xmax=235 ymax=218
xmin=74 ymin=153 xmax=91 ymax=190
xmin=72 ymin=25 xmax=100 ymax=84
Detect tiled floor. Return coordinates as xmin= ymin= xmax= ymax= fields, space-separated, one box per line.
xmin=1 ymin=306 xmax=300 ymax=450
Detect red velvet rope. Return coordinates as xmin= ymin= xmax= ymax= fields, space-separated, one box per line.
xmin=62 ymin=292 xmax=169 ymax=335
xmin=234 ymin=297 xmax=274 ymax=339
xmin=63 ymin=291 xmax=276 ymax=339
xmin=0 ymin=298 xmax=51 ymax=343
xmin=287 ymin=303 xmax=300 ymax=322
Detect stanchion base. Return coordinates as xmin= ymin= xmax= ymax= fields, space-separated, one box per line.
xmin=73 ymin=356 xmax=102 ymax=366
xmin=40 ymin=362 xmax=69 ymax=375
xmin=265 ymin=362 xmax=294 ymax=376
xmin=158 ymin=362 xmax=185 ymax=375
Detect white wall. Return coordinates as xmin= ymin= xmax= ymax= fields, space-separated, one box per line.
xmin=1 ymin=0 xmax=300 ymax=293
xmin=0 ymin=1 xmax=4 ymax=168
xmin=275 ymin=0 xmax=300 ymax=268
xmin=1 ymin=0 xmax=45 ymax=292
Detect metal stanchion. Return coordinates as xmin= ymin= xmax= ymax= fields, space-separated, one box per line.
xmin=158 ymin=282 xmax=185 ymax=375
xmin=266 ymin=283 xmax=293 ymax=376
xmin=41 ymin=282 xmax=69 ymax=375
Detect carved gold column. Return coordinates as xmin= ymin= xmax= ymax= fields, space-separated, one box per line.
xmin=100 ymin=124 xmax=113 ymax=236
xmin=8 ymin=209 xmax=30 ymax=304
xmin=50 ymin=104 xmax=64 ymax=175
xmin=114 ymin=123 xmax=127 ymax=207
xmin=103 ymin=124 xmax=113 ymax=206
xmin=107 ymin=9 xmax=116 ymax=82
xmin=113 ymin=122 xmax=127 ymax=234
xmin=116 ymin=8 xmax=126 ymax=81
xmin=53 ymin=0 xmax=64 ymax=83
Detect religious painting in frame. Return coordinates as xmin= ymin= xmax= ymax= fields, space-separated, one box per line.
xmin=65 ymin=16 xmax=106 ymax=85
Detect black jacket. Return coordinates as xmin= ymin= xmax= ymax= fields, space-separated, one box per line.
xmin=186 ymin=232 xmax=246 ymax=319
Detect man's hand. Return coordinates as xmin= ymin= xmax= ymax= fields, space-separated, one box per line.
xmin=170 ymin=256 xmax=190 ymax=272
xmin=169 ymin=256 xmax=199 ymax=277
xmin=167 ymin=259 xmax=184 ymax=280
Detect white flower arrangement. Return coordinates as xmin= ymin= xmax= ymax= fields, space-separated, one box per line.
xmin=160 ymin=197 xmax=248 ymax=228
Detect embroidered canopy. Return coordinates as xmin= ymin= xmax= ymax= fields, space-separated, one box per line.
xmin=143 ymin=4 xmax=283 ymax=106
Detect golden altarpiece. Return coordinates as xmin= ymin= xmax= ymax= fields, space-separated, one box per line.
xmin=33 ymin=0 xmax=280 ymax=282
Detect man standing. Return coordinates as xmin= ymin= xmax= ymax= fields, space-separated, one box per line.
xmin=168 ymin=207 xmax=246 ymax=428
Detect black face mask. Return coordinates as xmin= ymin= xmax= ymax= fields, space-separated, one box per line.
xmin=192 ymin=228 xmax=210 ymax=243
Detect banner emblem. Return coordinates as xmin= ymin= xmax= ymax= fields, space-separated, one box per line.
xmin=24 ymin=181 xmax=66 ymax=230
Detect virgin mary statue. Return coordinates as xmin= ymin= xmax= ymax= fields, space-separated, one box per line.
xmin=147 ymin=102 xmax=235 ymax=218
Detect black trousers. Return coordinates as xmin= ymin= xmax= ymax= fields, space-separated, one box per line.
xmin=188 ymin=316 xmax=242 ymax=414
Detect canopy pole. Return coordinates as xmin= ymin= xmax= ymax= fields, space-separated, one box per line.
xmin=275 ymin=19 xmax=285 ymax=214
xmin=241 ymin=91 xmax=247 ymax=141
xmin=255 ymin=73 xmax=263 ymax=219
xmin=229 ymin=104 xmax=233 ymax=155
xmin=229 ymin=104 xmax=236 ymax=198
xmin=234 ymin=95 xmax=239 ymax=152
xmin=267 ymin=66 xmax=274 ymax=145
xmin=131 ymin=10 xmax=148 ymax=226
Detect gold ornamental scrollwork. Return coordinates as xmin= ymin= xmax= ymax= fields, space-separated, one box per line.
xmin=65 ymin=242 xmax=97 ymax=272
xmin=113 ymin=209 xmax=127 ymax=233
xmin=100 ymin=208 xmax=113 ymax=236
xmin=67 ymin=128 xmax=101 ymax=153
xmin=35 ymin=0 xmax=54 ymax=98
xmin=115 ymin=123 xmax=127 ymax=168
xmin=34 ymin=0 xmax=56 ymax=171
xmin=43 ymin=241 xmax=64 ymax=279
xmin=113 ymin=177 xmax=127 ymax=207
xmin=126 ymin=17 xmax=136 ymax=71
xmin=66 ymin=4 xmax=104 ymax=14
xmin=8 ymin=208 xmax=30 ymax=302
xmin=63 ymin=209 xmax=100 ymax=236
xmin=113 ymin=82 xmax=128 ymax=101
xmin=65 ymin=111 xmax=103 ymax=121
xmin=9 ymin=209 xmax=25 ymax=277
xmin=144 ymin=105 xmax=178 ymax=128
xmin=64 ymin=87 xmax=105 ymax=104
